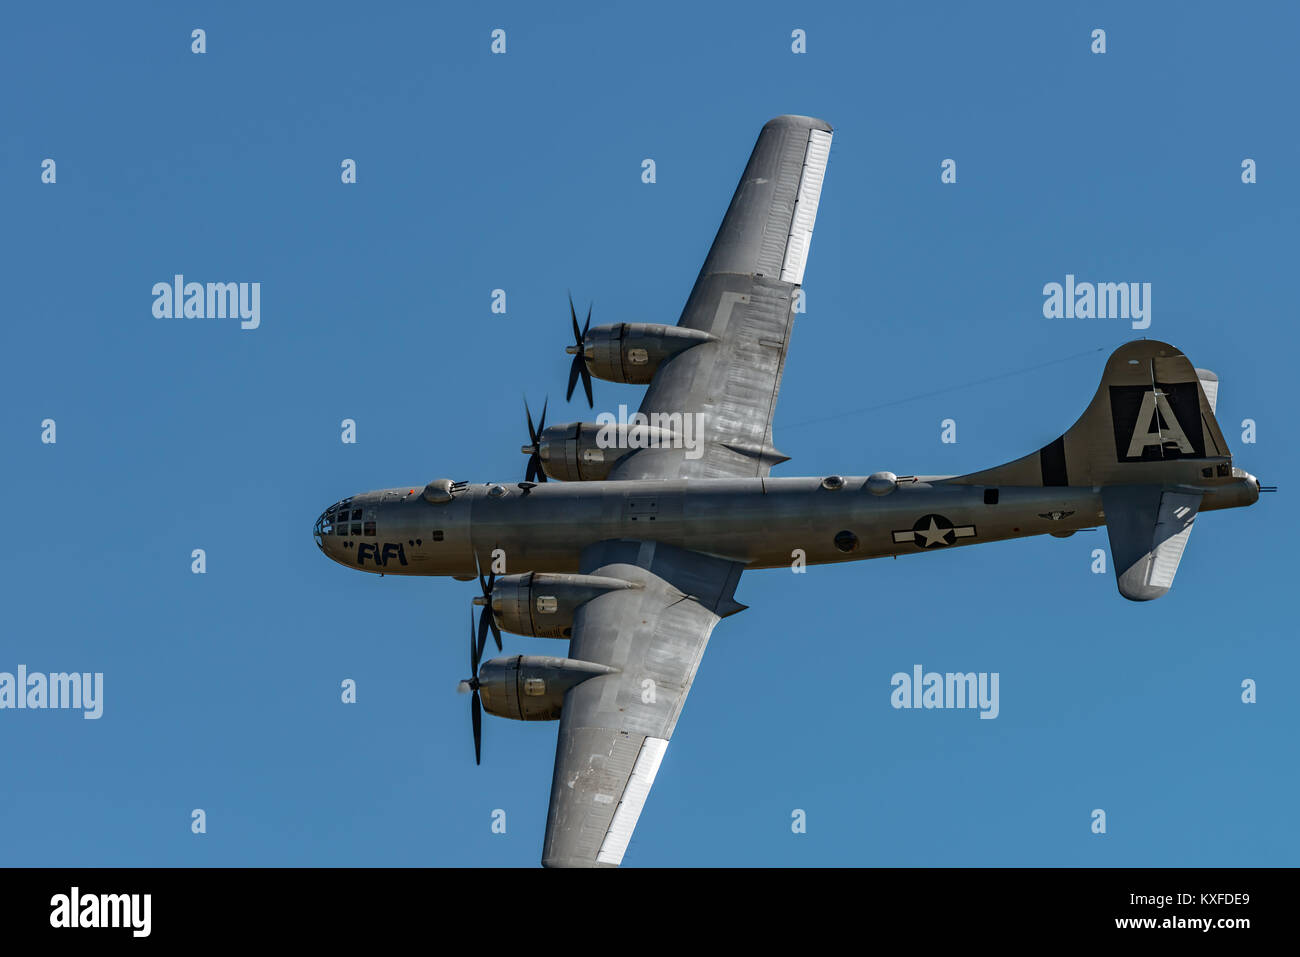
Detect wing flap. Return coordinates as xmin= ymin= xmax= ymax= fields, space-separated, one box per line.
xmin=597 ymin=736 xmax=669 ymax=864
xmin=781 ymin=128 xmax=832 ymax=284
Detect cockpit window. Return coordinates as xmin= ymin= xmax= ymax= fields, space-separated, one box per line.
xmin=317 ymin=499 xmax=368 ymax=543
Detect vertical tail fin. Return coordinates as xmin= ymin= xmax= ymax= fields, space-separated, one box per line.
xmin=947 ymin=340 xmax=1261 ymax=601
xmin=951 ymin=340 xmax=1232 ymax=489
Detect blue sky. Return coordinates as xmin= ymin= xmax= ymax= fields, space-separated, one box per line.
xmin=2 ymin=1 xmax=1296 ymax=866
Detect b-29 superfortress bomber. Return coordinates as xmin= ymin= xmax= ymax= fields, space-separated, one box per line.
xmin=314 ymin=115 xmax=1265 ymax=867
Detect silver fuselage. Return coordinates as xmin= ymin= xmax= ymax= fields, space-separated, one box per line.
xmin=314 ymin=474 xmax=1259 ymax=578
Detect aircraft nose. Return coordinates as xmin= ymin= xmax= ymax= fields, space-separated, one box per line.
xmin=314 ymin=496 xmax=357 ymax=553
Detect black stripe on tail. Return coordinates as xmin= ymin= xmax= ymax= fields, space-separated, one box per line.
xmin=1039 ymin=436 xmax=1068 ymax=486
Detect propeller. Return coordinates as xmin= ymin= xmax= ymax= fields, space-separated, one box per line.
xmin=564 ymin=292 xmax=594 ymax=407
xmin=456 ymin=609 xmax=484 ymax=765
xmin=520 ymin=397 xmax=549 ymax=484
xmin=472 ymin=556 xmax=502 ymax=653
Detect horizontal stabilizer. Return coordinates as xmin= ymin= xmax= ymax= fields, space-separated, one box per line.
xmin=1102 ymin=486 xmax=1202 ymax=601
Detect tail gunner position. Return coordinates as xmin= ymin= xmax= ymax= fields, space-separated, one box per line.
xmin=312 ymin=116 xmax=1267 ymax=868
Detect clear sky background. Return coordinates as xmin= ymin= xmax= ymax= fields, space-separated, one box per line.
xmin=3 ymin=1 xmax=1296 ymax=867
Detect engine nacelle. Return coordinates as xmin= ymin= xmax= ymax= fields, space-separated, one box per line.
xmin=535 ymin=421 xmax=678 ymax=481
xmin=582 ymin=323 xmax=716 ymax=385
xmin=477 ymin=655 xmax=618 ymax=721
xmin=490 ymin=572 xmax=641 ymax=637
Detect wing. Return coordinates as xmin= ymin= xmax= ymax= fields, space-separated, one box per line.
xmin=541 ymin=540 xmax=745 ymax=867
xmin=609 ymin=114 xmax=834 ymax=481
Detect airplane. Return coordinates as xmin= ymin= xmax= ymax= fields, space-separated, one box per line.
xmin=313 ymin=115 xmax=1268 ymax=867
